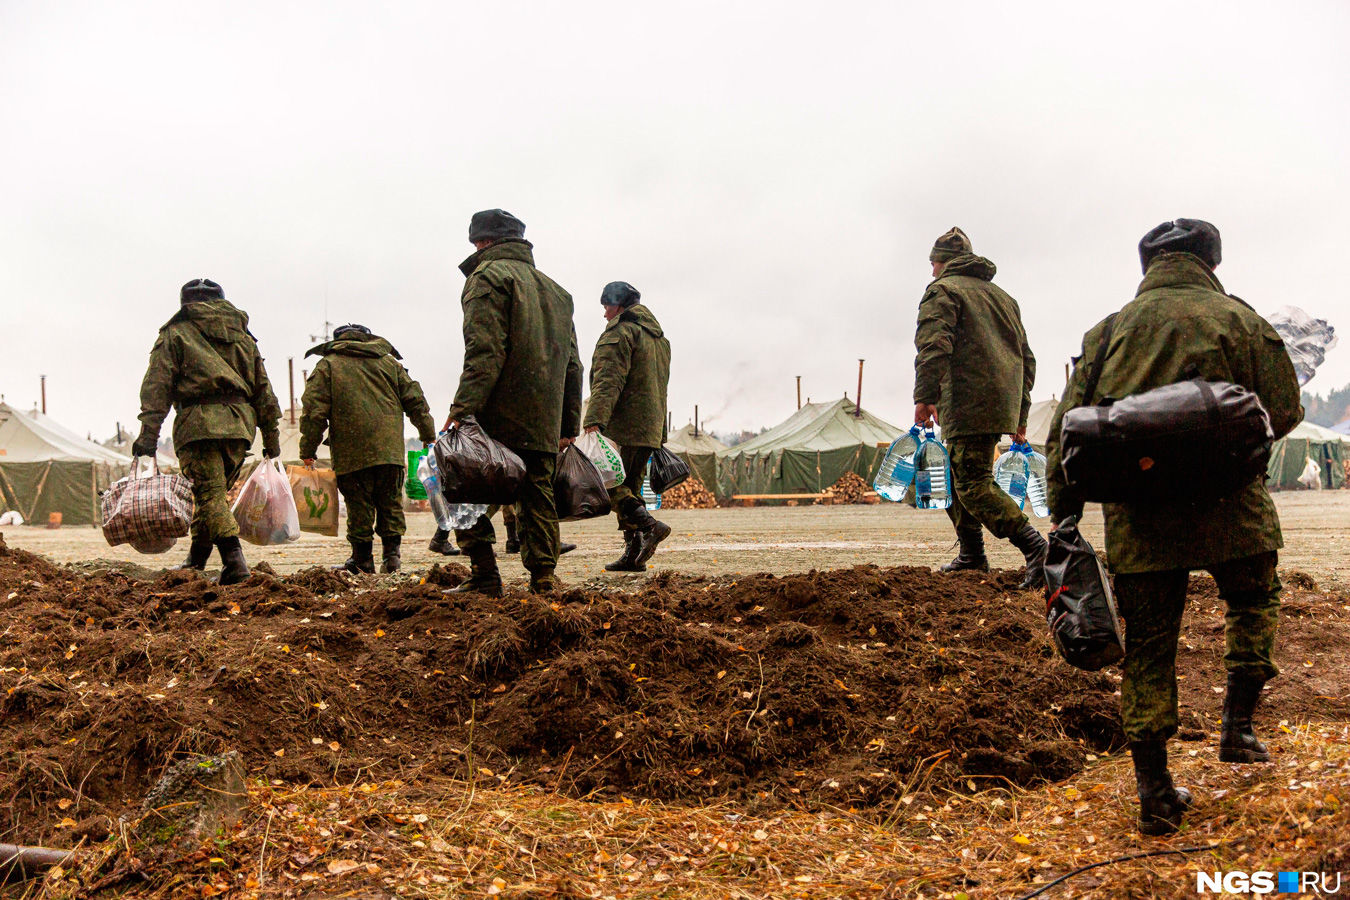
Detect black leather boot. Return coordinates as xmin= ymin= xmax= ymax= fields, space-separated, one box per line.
xmin=381 ymin=535 xmax=402 ymax=574
xmin=940 ymin=528 xmax=989 ymax=573
xmin=1130 ymin=740 xmax=1193 ymax=835
xmin=1009 ymin=523 xmax=1049 ymax=590
xmin=605 ymin=530 xmax=644 ymax=572
xmin=624 ymin=499 xmax=671 ymax=567
xmin=504 ymin=520 xmax=521 ymax=554
xmin=215 ymin=537 xmax=250 ymax=586
xmin=178 ymin=538 xmax=214 ymax=571
xmin=448 ymin=545 xmax=502 ymax=597
xmin=428 ymin=529 xmax=461 ymax=556
xmin=529 ymin=567 xmax=562 ymax=594
xmin=1219 ymin=672 xmax=1270 ymax=763
xmin=338 ymin=541 xmax=375 ymax=574
xmin=559 ymin=541 xmax=577 ymax=555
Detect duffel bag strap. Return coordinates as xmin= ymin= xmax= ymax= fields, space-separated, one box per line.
xmin=1194 ymin=378 xmax=1221 ymax=429
xmin=1081 ymin=314 xmax=1118 ymax=405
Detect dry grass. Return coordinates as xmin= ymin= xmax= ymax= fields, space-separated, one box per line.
xmin=20 ymin=722 xmax=1348 ymax=899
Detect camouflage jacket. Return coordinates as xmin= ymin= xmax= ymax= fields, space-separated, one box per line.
xmin=1045 ymin=252 xmax=1302 ymax=574
xmin=913 ymin=254 xmax=1035 ymax=439
xmin=584 ymin=304 xmax=671 ymax=448
xmin=299 ymin=332 xmax=437 ymax=475
xmin=447 ymin=240 xmax=583 ymax=453
xmin=137 ymin=298 xmax=281 ymax=451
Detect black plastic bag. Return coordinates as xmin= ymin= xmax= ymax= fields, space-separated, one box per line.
xmin=1043 ymin=515 xmax=1125 ymax=671
xmin=554 ymin=444 xmax=611 ymax=521
xmin=432 ymin=417 xmax=526 ymax=506
xmin=1059 ymin=378 xmax=1273 ymax=503
xmin=649 ymin=447 xmax=690 ymax=494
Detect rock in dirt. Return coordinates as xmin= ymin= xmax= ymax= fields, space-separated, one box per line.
xmin=135 ymin=752 xmax=246 ymax=848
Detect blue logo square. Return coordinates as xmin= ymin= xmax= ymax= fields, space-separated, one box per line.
xmin=1277 ymin=871 xmax=1300 ymax=893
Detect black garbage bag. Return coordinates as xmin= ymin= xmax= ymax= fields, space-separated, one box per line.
xmin=555 ymin=444 xmax=611 ymax=521
xmin=1043 ymin=515 xmax=1125 ymax=671
xmin=649 ymin=447 xmax=690 ymax=494
xmin=432 ymin=417 xmax=526 ymax=506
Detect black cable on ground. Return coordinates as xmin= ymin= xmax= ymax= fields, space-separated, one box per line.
xmin=1010 ymin=844 xmax=1219 ymax=899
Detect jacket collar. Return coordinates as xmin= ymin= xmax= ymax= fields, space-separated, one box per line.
xmin=931 ymin=252 xmax=997 ymax=284
xmin=305 ymin=334 xmax=399 ymax=359
xmin=1137 ymin=252 xmax=1225 ymax=296
xmin=458 ymin=238 xmax=535 ymax=277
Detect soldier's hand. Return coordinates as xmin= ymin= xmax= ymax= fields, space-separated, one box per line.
xmin=443 ymin=416 xmax=460 ymax=432
xmin=584 ymin=425 xmax=600 ymax=434
xmin=1013 ymin=428 xmax=1027 ymax=444
xmin=132 ymin=436 xmax=158 ymax=458
xmin=303 ymin=458 xmax=316 ymax=469
xmin=559 ymin=436 xmax=575 ymax=450
xmin=263 ymin=434 xmax=282 ymax=459
xmin=914 ymin=403 xmax=939 ymax=427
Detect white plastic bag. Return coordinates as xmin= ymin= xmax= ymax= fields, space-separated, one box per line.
xmin=232 ymin=459 xmax=302 ymax=545
xmin=1298 ymin=456 xmax=1324 ymax=490
xmin=574 ymin=432 xmax=625 ymax=489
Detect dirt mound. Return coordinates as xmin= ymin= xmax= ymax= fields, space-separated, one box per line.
xmin=2 ymin=532 xmax=1347 ymax=846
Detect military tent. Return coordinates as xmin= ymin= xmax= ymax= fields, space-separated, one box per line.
xmin=664 ymin=424 xmax=727 ymax=491
xmin=0 ymin=402 xmax=131 ymax=526
xmin=247 ymin=406 xmax=330 ymax=466
xmin=1267 ymin=421 xmax=1349 ymax=490
xmin=998 ymin=397 xmax=1059 ymax=451
xmin=716 ymin=398 xmax=901 ymax=499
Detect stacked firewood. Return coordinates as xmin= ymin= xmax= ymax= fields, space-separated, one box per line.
xmin=661 ymin=474 xmax=718 ymax=509
xmin=821 ymin=471 xmax=871 ymax=504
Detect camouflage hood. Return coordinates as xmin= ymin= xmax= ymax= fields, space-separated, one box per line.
xmin=1136 ymin=251 xmax=1225 ymax=297
xmin=458 ymin=239 xmax=534 ymax=277
xmin=305 ymin=332 xmax=401 ymax=360
xmin=934 ymin=253 xmax=997 ymax=283
xmin=613 ymin=303 xmax=663 ymax=339
xmin=161 ymin=298 xmax=254 ymax=341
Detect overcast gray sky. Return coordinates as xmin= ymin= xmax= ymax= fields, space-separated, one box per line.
xmin=3 ymin=0 xmax=1347 ymax=442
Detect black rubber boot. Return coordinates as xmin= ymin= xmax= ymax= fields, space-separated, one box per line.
xmin=1009 ymin=523 xmax=1049 ymax=590
xmin=559 ymin=541 xmax=577 ymax=555
xmin=529 ymin=567 xmax=562 ymax=594
xmin=940 ymin=528 xmax=989 ymax=573
xmin=428 ymin=529 xmax=461 ymax=556
xmin=1130 ymin=740 xmax=1193 ymax=836
xmin=178 ymin=538 xmax=214 ymax=571
xmin=339 ymin=541 xmax=376 ymax=574
xmin=504 ymin=520 xmax=520 ymax=554
xmin=605 ymin=530 xmax=644 ymax=572
xmin=216 ymin=537 xmax=250 ymax=586
xmin=624 ymin=500 xmax=671 ymax=567
xmin=448 ymin=545 xmax=502 ymax=597
xmin=1219 ymin=672 xmax=1271 ymax=763
xmin=381 ymin=535 xmax=402 ymax=574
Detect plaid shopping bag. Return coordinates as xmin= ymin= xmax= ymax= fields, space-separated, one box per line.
xmin=102 ymin=458 xmax=194 ymax=552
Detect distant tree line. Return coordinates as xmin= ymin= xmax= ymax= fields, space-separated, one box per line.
xmin=1302 ymin=382 xmax=1350 ymax=427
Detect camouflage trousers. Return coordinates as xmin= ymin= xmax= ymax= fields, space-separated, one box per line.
xmin=945 ymin=435 xmax=1028 ymax=539
xmin=337 ymin=464 xmax=406 ymax=543
xmin=457 ymin=449 xmax=559 ymax=575
xmin=1114 ymin=551 xmax=1281 ymax=742
xmin=177 ymin=438 xmax=250 ymax=542
xmin=610 ymin=445 xmax=654 ymax=531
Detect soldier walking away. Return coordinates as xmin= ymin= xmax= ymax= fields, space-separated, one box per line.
xmin=444 ymin=209 xmax=583 ymax=596
xmin=299 ymin=324 xmax=438 ymax=574
xmin=583 ymin=281 xmax=673 ymax=571
xmin=135 ymin=279 xmax=282 ymax=585
xmin=912 ymin=227 xmax=1046 ymax=589
xmin=1045 ymin=219 xmax=1301 ymax=835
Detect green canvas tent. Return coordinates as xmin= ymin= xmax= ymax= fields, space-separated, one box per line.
xmin=1267 ymin=420 xmax=1348 ymax=491
xmin=716 ymin=398 xmax=902 ymax=499
xmin=0 ymin=402 xmax=131 ymax=526
xmin=664 ymin=424 xmax=727 ymax=492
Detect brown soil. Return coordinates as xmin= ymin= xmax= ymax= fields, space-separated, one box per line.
xmin=2 ymin=530 xmax=1347 ymax=850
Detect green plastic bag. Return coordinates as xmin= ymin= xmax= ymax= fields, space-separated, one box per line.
xmin=406 ymin=449 xmax=428 ymax=500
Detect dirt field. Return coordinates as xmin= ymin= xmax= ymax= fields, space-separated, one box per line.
xmin=6 ymin=491 xmax=1349 ymax=586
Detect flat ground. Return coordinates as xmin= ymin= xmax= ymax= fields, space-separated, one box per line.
xmin=6 ymin=491 xmax=1349 ymax=586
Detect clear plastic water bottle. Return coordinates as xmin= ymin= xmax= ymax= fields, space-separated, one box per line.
xmin=1024 ymin=445 xmax=1050 ymax=518
xmin=874 ymin=426 xmax=922 ymax=502
xmin=419 ymin=453 xmax=488 ymax=531
xmin=913 ymin=430 xmax=953 ymax=510
xmin=995 ymin=444 xmax=1030 ymax=507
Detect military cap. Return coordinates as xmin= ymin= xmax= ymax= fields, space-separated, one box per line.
xmin=929 ymin=226 xmax=973 ymax=264
xmin=600 ymin=281 xmax=641 ymax=308
xmin=1138 ymin=218 xmax=1221 ymax=273
xmin=333 ymin=323 xmax=371 ymax=338
xmin=468 ymin=208 xmax=526 ymax=243
xmin=180 ymin=278 xmax=224 ymax=304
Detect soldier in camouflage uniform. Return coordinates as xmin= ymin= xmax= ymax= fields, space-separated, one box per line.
xmin=583 ymin=281 xmax=673 ymax=571
xmin=299 ymin=324 xmax=437 ymax=574
xmin=1045 ymin=220 xmax=1301 ymax=835
xmin=444 ymin=209 xmax=583 ymax=596
xmin=912 ymin=227 xmax=1046 ymax=589
xmin=135 ymin=279 xmax=282 ymax=585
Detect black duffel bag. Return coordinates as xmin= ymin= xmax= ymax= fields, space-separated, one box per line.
xmin=1043 ymin=515 xmax=1124 ymax=671
xmin=649 ymin=447 xmax=691 ymax=494
xmin=1059 ymin=316 xmax=1273 ymax=503
xmin=433 ymin=417 xmax=526 ymax=505
xmin=555 ymin=444 xmax=611 ymax=521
